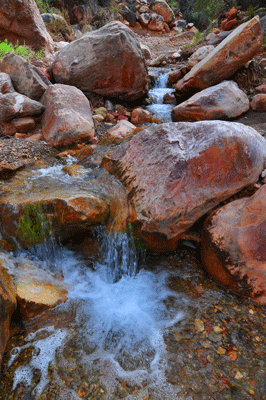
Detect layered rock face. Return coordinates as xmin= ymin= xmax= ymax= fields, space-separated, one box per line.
xmin=0 ymin=0 xmax=54 ymax=54
xmin=202 ymin=185 xmax=266 ymax=305
xmin=102 ymin=121 xmax=266 ymax=251
xmin=174 ymin=16 xmax=263 ymax=94
xmin=52 ymin=21 xmax=149 ymax=102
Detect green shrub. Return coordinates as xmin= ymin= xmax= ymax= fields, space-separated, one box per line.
xmin=35 ymin=0 xmax=53 ymax=14
xmin=0 ymin=39 xmax=45 ymax=61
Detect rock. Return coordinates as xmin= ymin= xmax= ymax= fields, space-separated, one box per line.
xmin=251 ymin=94 xmax=266 ymax=112
xmin=118 ymin=4 xmax=137 ymax=27
xmin=0 ymin=53 xmax=51 ymax=101
xmin=140 ymin=43 xmax=152 ymax=60
xmin=163 ymin=92 xmax=176 ymax=105
xmin=172 ymin=81 xmax=249 ymax=122
xmin=260 ymin=15 xmax=266 ymax=35
xmin=41 ymin=84 xmax=95 ymax=148
xmin=201 ymin=184 xmax=266 ymax=305
xmin=93 ymin=114 xmax=105 ymax=122
xmin=94 ymin=107 xmax=107 ymax=118
xmin=255 ymin=84 xmax=266 ymax=94
xmin=175 ymin=17 xmax=263 ymax=94
xmin=207 ymin=30 xmax=232 ymax=45
xmin=139 ymin=12 xmax=151 ymax=27
xmin=0 ymin=0 xmax=54 ymax=55
xmin=148 ymin=13 xmax=165 ymax=31
xmin=52 ymin=21 xmax=149 ymax=102
xmin=54 ymin=41 xmax=69 ymax=51
xmin=0 ymin=190 xmax=109 ymax=248
xmin=0 ymin=254 xmax=16 ymax=369
xmin=16 ymin=257 xmax=68 ymax=319
xmin=131 ymin=107 xmax=151 ymax=124
xmin=168 ymin=70 xmax=182 ymax=84
xmin=12 ymin=117 xmax=36 ymax=133
xmin=259 ymin=58 xmax=266 ymax=68
xmin=0 ymin=92 xmax=45 ymax=123
xmin=176 ymin=19 xmax=186 ymax=29
xmin=0 ymin=73 xmax=15 ymax=94
xmin=187 ymin=45 xmax=215 ymax=69
xmin=107 ymin=120 xmax=136 ymax=139
xmin=150 ymin=0 xmax=175 ymax=24
xmin=102 ymin=121 xmax=266 ymax=252
xmin=149 ymin=54 xmax=167 ymax=67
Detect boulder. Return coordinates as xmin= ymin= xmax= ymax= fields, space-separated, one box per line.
xmin=102 ymin=121 xmax=266 ymax=252
xmin=15 ymin=257 xmax=68 ymax=320
xmin=0 ymin=254 xmax=16 ymax=369
xmin=0 ymin=92 xmax=45 ymax=123
xmin=131 ymin=107 xmax=151 ymax=124
xmin=175 ymin=17 xmax=263 ymax=94
xmin=0 ymin=189 xmax=109 ymax=248
xmin=251 ymin=94 xmax=266 ymax=112
xmin=150 ymin=0 xmax=175 ymax=24
xmin=139 ymin=13 xmax=151 ymax=27
xmin=0 ymin=73 xmax=15 ymax=94
xmin=0 ymin=53 xmax=51 ymax=101
xmin=187 ymin=45 xmax=215 ymax=69
xmin=201 ymin=185 xmax=266 ymax=305
xmin=260 ymin=15 xmax=266 ymax=35
xmin=0 ymin=0 xmax=54 ymax=55
xmin=41 ymin=84 xmax=95 ymax=147
xmin=148 ymin=13 xmax=165 ymax=31
xmin=52 ymin=21 xmax=149 ymax=102
xmin=172 ymin=81 xmax=249 ymax=122
xmin=140 ymin=43 xmax=152 ymax=60
xmin=118 ymin=4 xmax=137 ymax=27
xmin=107 ymin=120 xmax=136 ymax=139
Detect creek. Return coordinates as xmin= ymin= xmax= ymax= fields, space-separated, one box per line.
xmin=147 ymin=69 xmax=173 ymax=122
xmin=0 ymin=71 xmax=266 ymax=399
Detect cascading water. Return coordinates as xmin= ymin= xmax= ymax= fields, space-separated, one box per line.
xmin=147 ymin=71 xmax=174 ymax=122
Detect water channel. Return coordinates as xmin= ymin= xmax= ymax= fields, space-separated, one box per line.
xmin=0 ymin=71 xmax=266 ymax=400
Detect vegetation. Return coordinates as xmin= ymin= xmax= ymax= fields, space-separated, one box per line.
xmin=17 ymin=204 xmax=52 ymax=246
xmin=35 ymin=0 xmax=53 ymax=14
xmin=0 ymin=39 xmax=44 ymax=61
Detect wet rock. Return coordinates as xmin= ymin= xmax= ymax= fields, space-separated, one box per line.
xmin=148 ymin=13 xmax=165 ymax=31
xmin=52 ymin=21 xmax=149 ymax=102
xmin=0 ymin=190 xmax=109 ymax=248
xmin=0 ymin=73 xmax=15 ymax=94
xmin=150 ymin=0 xmax=175 ymax=24
xmin=251 ymin=94 xmax=266 ymax=112
xmin=0 ymin=53 xmax=51 ymax=100
xmin=41 ymin=84 xmax=95 ymax=147
xmin=107 ymin=120 xmax=136 ymax=139
xmin=0 ymin=253 xmax=16 ymax=369
xmin=168 ymin=70 xmax=182 ymax=84
xmin=0 ymin=92 xmax=45 ymax=123
xmin=175 ymin=17 xmax=263 ymax=94
xmin=201 ymin=184 xmax=266 ymax=304
xmin=131 ymin=107 xmax=151 ymax=124
xmin=102 ymin=121 xmax=266 ymax=252
xmin=0 ymin=0 xmax=54 ymax=55
xmin=172 ymin=81 xmax=249 ymax=122
xmin=163 ymin=92 xmax=176 ymax=105
xmin=15 ymin=257 xmax=68 ymax=320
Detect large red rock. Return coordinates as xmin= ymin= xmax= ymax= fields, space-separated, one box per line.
xmin=174 ymin=16 xmax=263 ymax=94
xmin=172 ymin=81 xmax=249 ymax=122
xmin=102 ymin=121 xmax=266 ymax=252
xmin=41 ymin=84 xmax=95 ymax=147
xmin=0 ymin=0 xmax=54 ymax=55
xmin=0 ymin=254 xmax=16 ymax=369
xmin=52 ymin=21 xmax=149 ymax=102
xmin=201 ymin=185 xmax=266 ymax=305
xmin=150 ymin=0 xmax=175 ymax=24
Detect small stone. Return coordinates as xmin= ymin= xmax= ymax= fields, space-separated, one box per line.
xmin=213 ymin=325 xmax=223 ymax=333
xmin=194 ymin=319 xmax=204 ymax=332
xmin=234 ymin=371 xmax=243 ymax=380
xmin=217 ymin=346 xmax=226 ymax=356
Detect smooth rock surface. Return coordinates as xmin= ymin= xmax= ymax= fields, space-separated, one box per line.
xmin=0 ymin=92 xmax=45 ymax=123
xmin=107 ymin=120 xmax=136 ymax=139
xmin=0 ymin=73 xmax=15 ymax=94
xmin=102 ymin=121 xmax=266 ymax=251
xmin=175 ymin=17 xmax=263 ymax=94
xmin=0 ymin=0 xmax=54 ymax=54
xmin=172 ymin=81 xmax=249 ymax=121
xmin=41 ymin=84 xmax=95 ymax=147
xmin=52 ymin=21 xmax=149 ymax=102
xmin=251 ymin=94 xmax=266 ymax=112
xmin=202 ymin=185 xmax=266 ymax=304
xmin=0 ymin=53 xmax=50 ymax=100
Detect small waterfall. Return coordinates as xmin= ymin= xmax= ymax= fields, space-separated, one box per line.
xmin=147 ymin=71 xmax=174 ymax=122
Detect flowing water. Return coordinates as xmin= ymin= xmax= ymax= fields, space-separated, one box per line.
xmin=147 ymin=71 xmax=173 ymax=122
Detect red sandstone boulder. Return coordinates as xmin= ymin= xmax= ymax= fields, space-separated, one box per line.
xmin=150 ymin=0 xmax=175 ymax=24
xmin=201 ymin=185 xmax=266 ymax=304
xmin=0 ymin=0 xmax=54 ymax=55
xmin=102 ymin=121 xmax=266 ymax=252
xmin=0 ymin=54 xmax=51 ymax=100
xmin=0 ymin=254 xmax=16 ymax=369
xmin=41 ymin=84 xmax=95 ymax=147
xmin=174 ymin=16 xmax=263 ymax=94
xmin=251 ymin=94 xmax=266 ymax=112
xmin=172 ymin=81 xmax=249 ymax=122
xmin=148 ymin=13 xmax=165 ymax=31
xmin=52 ymin=21 xmax=149 ymax=102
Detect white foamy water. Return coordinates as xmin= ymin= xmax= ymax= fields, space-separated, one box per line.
xmin=147 ymin=72 xmax=174 ymax=122
xmin=7 ymin=230 xmax=187 ymax=399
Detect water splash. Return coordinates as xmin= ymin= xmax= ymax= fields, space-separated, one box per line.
xmin=147 ymin=71 xmax=174 ymax=122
